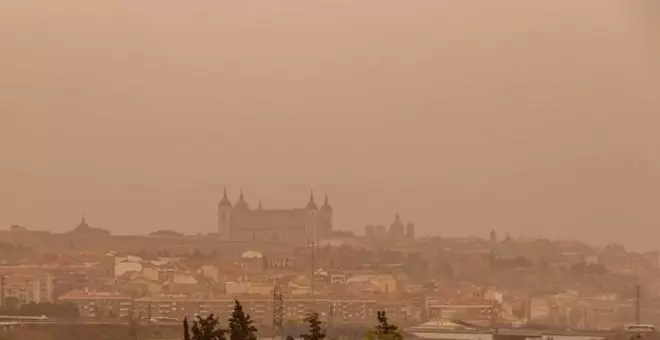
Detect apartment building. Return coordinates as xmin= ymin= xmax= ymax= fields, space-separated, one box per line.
xmin=58 ymin=289 xmax=132 ymax=319
xmin=1 ymin=271 xmax=54 ymax=304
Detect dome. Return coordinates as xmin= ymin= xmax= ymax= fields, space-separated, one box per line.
xmin=233 ymin=189 xmax=249 ymax=210
xmin=320 ymin=193 xmax=332 ymax=211
xmin=234 ymin=200 xmax=249 ymax=210
xmin=69 ymin=215 xmax=110 ymax=235
xmin=306 ymin=191 xmax=318 ymax=210
xmin=389 ymin=213 xmax=405 ymax=237
xmin=391 ymin=213 xmax=404 ymax=228
xmin=77 ymin=216 xmax=90 ymax=230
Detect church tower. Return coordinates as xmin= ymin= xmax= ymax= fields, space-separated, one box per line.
xmin=389 ymin=213 xmax=405 ymax=240
xmin=406 ymin=222 xmax=415 ymax=240
xmin=217 ymin=186 xmax=232 ymax=241
xmin=305 ymin=191 xmax=319 ymax=245
xmin=319 ymin=193 xmax=333 ymax=239
xmin=490 ymin=229 xmax=498 ymax=243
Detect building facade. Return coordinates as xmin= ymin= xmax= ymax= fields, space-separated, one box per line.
xmin=0 ymin=270 xmax=54 ymax=304
xmin=133 ymin=297 xmax=382 ymax=325
xmin=58 ymin=289 xmax=132 ymax=319
xmin=217 ymin=188 xmax=332 ymax=246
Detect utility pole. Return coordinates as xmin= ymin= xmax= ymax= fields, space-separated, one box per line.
xmin=308 ymin=241 xmax=316 ymax=316
xmin=127 ymin=294 xmax=138 ymax=339
xmin=0 ymin=275 xmax=5 ymax=310
xmin=273 ymin=282 xmax=283 ymax=340
xmin=635 ymin=284 xmax=641 ymax=325
xmin=309 ymin=242 xmax=316 ymax=298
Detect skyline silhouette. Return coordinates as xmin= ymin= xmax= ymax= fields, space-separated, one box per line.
xmin=1 ymin=1 xmax=659 ymax=249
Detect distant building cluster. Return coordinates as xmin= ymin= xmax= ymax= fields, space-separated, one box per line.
xmin=0 ymin=269 xmax=54 ymax=306
xmin=364 ymin=213 xmax=415 ymax=244
xmin=2 ymin=189 xmax=660 ymax=332
xmin=217 ymin=188 xmax=333 ymax=246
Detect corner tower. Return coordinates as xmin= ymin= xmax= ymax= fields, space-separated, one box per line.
xmin=319 ymin=193 xmax=333 ymax=238
xmin=217 ymin=186 xmax=232 ymax=241
xmin=305 ymin=191 xmax=319 ymax=245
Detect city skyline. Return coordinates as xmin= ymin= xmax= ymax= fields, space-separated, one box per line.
xmin=2 ymin=1 xmax=660 ymax=338
xmin=2 ymin=1 xmax=659 ymax=250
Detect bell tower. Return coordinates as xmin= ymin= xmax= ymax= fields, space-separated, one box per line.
xmin=305 ymin=191 xmax=319 ymax=245
xmin=217 ymin=186 xmax=232 ymax=241
xmin=319 ymin=193 xmax=333 ymax=238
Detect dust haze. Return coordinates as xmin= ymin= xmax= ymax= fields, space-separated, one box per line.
xmin=1 ymin=1 xmax=658 ymax=249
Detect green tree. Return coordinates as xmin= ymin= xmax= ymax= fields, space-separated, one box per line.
xmin=188 ymin=314 xmax=227 ymax=340
xmin=184 ymin=317 xmax=191 ymax=340
xmin=365 ymin=311 xmax=402 ymax=340
xmin=229 ymin=300 xmax=257 ymax=340
xmin=301 ymin=312 xmax=326 ymax=340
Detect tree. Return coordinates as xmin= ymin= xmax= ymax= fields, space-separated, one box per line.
xmin=127 ymin=306 xmax=138 ymax=338
xmin=184 ymin=317 xmax=191 ymax=340
xmin=229 ymin=300 xmax=257 ymax=340
xmin=138 ymin=248 xmax=150 ymax=260
xmin=187 ymin=314 xmax=227 ymax=340
xmin=301 ymin=312 xmax=325 ymax=340
xmin=365 ymin=311 xmax=402 ymax=340
xmin=4 ymin=296 xmax=19 ymax=311
xmin=191 ymin=248 xmax=203 ymax=258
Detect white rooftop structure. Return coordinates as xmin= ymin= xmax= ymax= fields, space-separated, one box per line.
xmin=241 ymin=250 xmax=263 ymax=259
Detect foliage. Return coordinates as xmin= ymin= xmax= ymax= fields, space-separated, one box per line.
xmin=229 ymin=300 xmax=257 ymax=340
xmin=191 ymin=248 xmax=204 ymax=258
xmin=365 ymin=311 xmax=402 ymax=340
xmin=1 ymin=297 xmax=20 ymax=311
xmin=364 ymin=330 xmax=380 ymax=340
xmin=188 ymin=314 xmax=227 ymax=340
xmin=286 ymin=336 xmax=295 ymax=340
xmin=491 ymin=256 xmax=533 ymax=269
xmin=301 ymin=312 xmax=326 ymax=340
xmin=184 ymin=317 xmax=191 ymax=340
xmin=570 ymin=262 xmax=607 ymax=275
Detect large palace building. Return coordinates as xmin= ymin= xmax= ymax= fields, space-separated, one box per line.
xmin=217 ymin=188 xmax=333 ymax=246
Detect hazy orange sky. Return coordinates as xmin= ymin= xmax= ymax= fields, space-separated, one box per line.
xmin=1 ymin=1 xmax=658 ymax=249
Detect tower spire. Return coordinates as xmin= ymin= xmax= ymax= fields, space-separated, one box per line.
xmin=306 ymin=190 xmax=318 ymax=210
xmin=321 ymin=192 xmax=332 ymax=211
xmin=78 ymin=212 xmax=89 ymax=228
xmin=234 ymin=188 xmax=249 ymax=209
xmin=219 ymin=186 xmax=232 ymax=207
